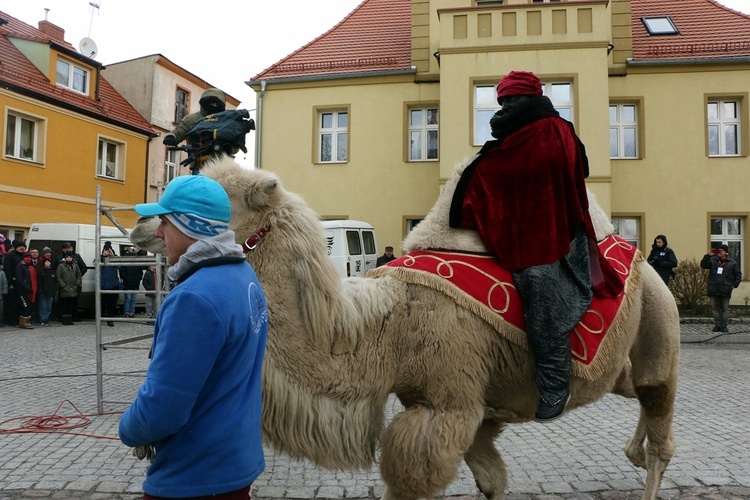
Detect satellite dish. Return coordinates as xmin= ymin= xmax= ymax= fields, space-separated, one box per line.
xmin=79 ymin=37 xmax=98 ymax=59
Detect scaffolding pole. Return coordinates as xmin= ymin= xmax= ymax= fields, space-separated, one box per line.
xmin=95 ymin=185 xmax=168 ymax=413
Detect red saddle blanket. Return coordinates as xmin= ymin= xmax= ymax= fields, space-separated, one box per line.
xmin=367 ymin=235 xmax=641 ymax=381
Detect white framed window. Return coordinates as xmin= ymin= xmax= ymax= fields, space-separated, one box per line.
xmin=609 ymin=104 xmax=638 ymax=159
xmin=711 ymin=216 xmax=744 ymax=273
xmin=473 ymin=79 xmax=574 ymax=146
xmin=5 ymin=110 xmax=43 ymax=162
xmin=56 ymin=58 xmax=89 ymax=94
xmin=708 ymin=99 xmax=740 ymax=157
xmin=474 ymin=85 xmax=499 ymax=145
xmin=476 ymin=0 xmax=504 ymax=5
xmin=318 ymin=110 xmax=348 ymax=163
xmin=406 ymin=218 xmax=424 ymax=237
xmin=408 ymin=107 xmax=439 ymax=161
xmin=165 ymin=149 xmax=178 ymax=183
xmin=97 ymin=138 xmax=123 ymax=179
xmin=611 ymin=216 xmax=640 ymax=248
xmin=175 ymin=88 xmax=189 ymax=124
xmin=544 ymin=81 xmax=573 ymax=122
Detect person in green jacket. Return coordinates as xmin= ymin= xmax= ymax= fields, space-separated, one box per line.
xmin=56 ymin=253 xmax=82 ymax=326
xmin=162 ymin=88 xmax=226 ymax=146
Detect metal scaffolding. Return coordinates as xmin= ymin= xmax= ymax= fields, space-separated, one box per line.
xmin=94 ymin=185 xmax=168 ymax=413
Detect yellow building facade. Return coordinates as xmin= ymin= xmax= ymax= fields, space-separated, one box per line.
xmin=1 ymin=14 xmax=154 ymax=242
xmin=249 ymin=0 xmax=750 ymax=302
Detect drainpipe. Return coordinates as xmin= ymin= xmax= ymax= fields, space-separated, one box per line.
xmin=255 ymin=80 xmax=267 ymax=169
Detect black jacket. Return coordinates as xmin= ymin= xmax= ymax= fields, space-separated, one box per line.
xmin=646 ymin=235 xmax=678 ymax=285
xmin=700 ymin=254 xmax=742 ymax=297
xmin=39 ymin=265 xmax=57 ymax=297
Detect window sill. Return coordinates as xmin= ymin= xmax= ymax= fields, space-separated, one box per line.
xmin=96 ymin=174 xmax=124 ymax=182
xmin=3 ymin=156 xmax=44 ymax=167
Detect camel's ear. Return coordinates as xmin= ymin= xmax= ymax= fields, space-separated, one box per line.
xmin=244 ymin=174 xmax=279 ymax=209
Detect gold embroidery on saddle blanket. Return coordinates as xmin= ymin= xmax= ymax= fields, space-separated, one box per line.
xmin=367 ymin=235 xmax=642 ymax=381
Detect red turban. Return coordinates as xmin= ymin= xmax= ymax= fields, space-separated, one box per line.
xmin=496 ymin=71 xmax=543 ymax=101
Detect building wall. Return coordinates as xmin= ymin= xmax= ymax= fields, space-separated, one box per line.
xmin=253 ymin=0 xmax=749 ymax=303
xmin=609 ymin=67 xmax=750 ymax=301
xmin=0 ymin=91 xmax=149 ymax=233
xmin=106 ymin=57 xmax=238 ymax=202
xmin=257 ymin=76 xmax=441 ymax=254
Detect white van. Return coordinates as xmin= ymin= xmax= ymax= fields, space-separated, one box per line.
xmin=321 ymin=220 xmax=378 ymax=279
xmin=26 ymin=223 xmax=141 ymax=311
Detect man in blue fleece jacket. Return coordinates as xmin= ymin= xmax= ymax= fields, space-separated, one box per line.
xmin=119 ymin=175 xmax=268 ymax=499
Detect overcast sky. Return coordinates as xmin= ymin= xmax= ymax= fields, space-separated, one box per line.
xmin=4 ymin=0 xmax=749 ymax=166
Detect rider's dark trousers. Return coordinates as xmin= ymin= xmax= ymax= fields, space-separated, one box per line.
xmin=512 ymin=226 xmax=593 ymax=406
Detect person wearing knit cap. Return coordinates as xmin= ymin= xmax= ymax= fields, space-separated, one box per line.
xmin=58 ymin=242 xmax=87 ymax=322
xmin=119 ymin=174 xmax=268 ymax=498
xmin=701 ymin=244 xmax=742 ymax=333
xmin=15 ymin=252 xmax=36 ymax=329
xmin=2 ymin=239 xmax=27 ymax=326
xmin=449 ymin=70 xmax=622 ymax=422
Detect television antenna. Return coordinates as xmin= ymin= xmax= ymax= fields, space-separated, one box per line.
xmin=80 ymin=1 xmax=101 ymax=59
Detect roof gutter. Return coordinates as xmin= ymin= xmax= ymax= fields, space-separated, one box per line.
xmin=626 ymin=56 xmax=750 ymax=66
xmin=246 ymin=67 xmax=417 ymax=87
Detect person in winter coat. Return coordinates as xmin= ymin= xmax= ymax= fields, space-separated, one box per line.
xmin=3 ymin=240 xmax=26 ymax=326
xmin=59 ymin=242 xmax=87 ymax=321
xmin=15 ymin=252 xmax=37 ymax=329
xmin=700 ymin=244 xmax=742 ymax=333
xmin=38 ymin=258 xmax=57 ymax=326
xmin=100 ymin=241 xmax=121 ymax=327
xmin=56 ymin=253 xmax=82 ymax=325
xmin=0 ymin=268 xmax=7 ymax=327
xmin=141 ymin=265 xmax=157 ymax=319
xmin=120 ymin=247 xmax=144 ymax=318
xmin=646 ymin=234 xmax=678 ymax=286
xmin=162 ymin=88 xmax=226 ymax=146
xmin=119 ymin=175 xmax=268 ymax=498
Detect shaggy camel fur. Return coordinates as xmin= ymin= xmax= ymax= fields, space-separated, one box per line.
xmin=131 ymin=156 xmax=680 ymax=500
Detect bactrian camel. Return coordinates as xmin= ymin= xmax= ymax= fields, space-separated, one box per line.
xmin=130 ymin=156 xmax=680 ymax=500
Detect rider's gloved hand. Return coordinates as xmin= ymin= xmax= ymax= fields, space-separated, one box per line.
xmin=162 ymin=135 xmax=177 ymax=146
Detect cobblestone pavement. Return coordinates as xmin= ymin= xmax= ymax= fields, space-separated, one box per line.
xmin=1 ymin=318 xmax=749 ymax=499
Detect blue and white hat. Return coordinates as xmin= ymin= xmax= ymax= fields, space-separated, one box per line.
xmin=135 ymin=175 xmax=230 ymax=239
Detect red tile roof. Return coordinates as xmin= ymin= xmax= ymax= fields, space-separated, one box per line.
xmin=632 ymin=0 xmax=750 ymax=61
xmin=0 ymin=10 xmax=154 ymax=135
xmin=251 ymin=0 xmax=412 ymax=82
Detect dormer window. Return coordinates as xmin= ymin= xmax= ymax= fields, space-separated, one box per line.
xmin=56 ymin=58 xmax=89 ymax=94
xmin=641 ymin=16 xmax=679 ymax=35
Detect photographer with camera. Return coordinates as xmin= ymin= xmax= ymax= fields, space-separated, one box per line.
xmin=162 ymin=88 xmax=226 ymax=148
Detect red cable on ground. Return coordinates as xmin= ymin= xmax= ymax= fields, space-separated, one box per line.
xmin=0 ymin=399 xmax=122 ymax=440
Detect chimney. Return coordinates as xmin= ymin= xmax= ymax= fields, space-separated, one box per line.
xmin=38 ymin=20 xmax=65 ymax=42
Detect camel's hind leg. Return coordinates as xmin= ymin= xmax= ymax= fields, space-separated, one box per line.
xmin=626 ymin=270 xmax=680 ymax=500
xmin=379 ymin=405 xmax=483 ymax=499
xmin=464 ymin=419 xmax=507 ymax=499
xmin=626 ymin=381 xmax=677 ymax=500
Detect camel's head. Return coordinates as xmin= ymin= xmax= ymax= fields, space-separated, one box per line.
xmin=130 ymin=156 xmax=286 ymax=254
xmin=200 ymin=157 xmax=282 ymax=239
xmin=129 ymin=216 xmax=164 ymax=254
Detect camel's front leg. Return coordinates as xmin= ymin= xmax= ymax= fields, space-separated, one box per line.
xmin=464 ymin=419 xmax=507 ymax=499
xmin=379 ymin=405 xmax=483 ymax=500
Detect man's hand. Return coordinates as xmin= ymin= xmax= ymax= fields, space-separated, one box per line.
xmin=133 ymin=444 xmax=156 ymax=461
xmin=162 ymin=135 xmax=177 ymax=147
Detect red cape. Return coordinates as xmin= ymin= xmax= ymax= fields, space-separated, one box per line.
xmin=451 ymin=117 xmax=623 ymax=297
